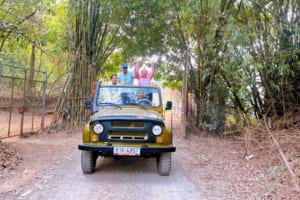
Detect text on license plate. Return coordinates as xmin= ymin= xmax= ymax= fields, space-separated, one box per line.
xmin=113 ymin=146 xmax=141 ymax=156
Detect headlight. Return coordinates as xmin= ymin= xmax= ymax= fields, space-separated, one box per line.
xmin=93 ymin=123 xmax=104 ymax=134
xmin=152 ymin=125 xmax=162 ymax=136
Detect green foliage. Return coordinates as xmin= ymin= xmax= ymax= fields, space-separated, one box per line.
xmin=0 ymin=0 xmax=68 ymax=94
xmin=100 ymin=53 xmax=123 ymax=82
xmin=116 ymin=0 xmax=173 ymax=57
xmin=2 ymin=0 xmax=300 ymax=133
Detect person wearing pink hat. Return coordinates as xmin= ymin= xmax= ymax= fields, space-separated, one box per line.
xmin=134 ymin=59 xmax=155 ymax=86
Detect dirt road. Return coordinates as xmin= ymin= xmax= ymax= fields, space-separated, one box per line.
xmin=1 ymin=124 xmax=299 ymax=199
xmin=0 ymin=132 xmax=202 ymax=200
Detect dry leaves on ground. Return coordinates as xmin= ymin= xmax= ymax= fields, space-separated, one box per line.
xmin=0 ymin=140 xmax=22 ymax=176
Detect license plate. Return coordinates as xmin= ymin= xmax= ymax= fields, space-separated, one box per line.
xmin=113 ymin=146 xmax=141 ymax=156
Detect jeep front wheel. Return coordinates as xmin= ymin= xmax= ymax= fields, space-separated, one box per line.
xmin=157 ymin=152 xmax=171 ymax=176
xmin=81 ymin=150 xmax=97 ymax=174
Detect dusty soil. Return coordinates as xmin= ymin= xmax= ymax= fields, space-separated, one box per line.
xmin=1 ymin=114 xmax=300 ymax=199
xmin=0 ymin=110 xmax=53 ymax=138
xmin=0 ymin=95 xmax=57 ymax=138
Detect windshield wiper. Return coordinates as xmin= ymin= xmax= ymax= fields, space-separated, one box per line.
xmin=98 ymin=103 xmax=122 ymax=109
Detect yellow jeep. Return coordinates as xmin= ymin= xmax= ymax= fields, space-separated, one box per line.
xmin=78 ymin=82 xmax=176 ymax=176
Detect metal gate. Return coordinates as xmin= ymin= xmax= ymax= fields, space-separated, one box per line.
xmin=0 ymin=63 xmax=47 ymax=138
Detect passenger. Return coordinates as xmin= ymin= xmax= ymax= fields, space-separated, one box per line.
xmin=111 ymin=74 xmax=117 ymax=85
xmin=117 ymin=63 xmax=134 ymax=85
xmin=134 ymin=59 xmax=155 ymax=86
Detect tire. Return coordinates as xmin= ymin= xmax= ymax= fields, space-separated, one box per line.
xmin=113 ymin=156 xmax=121 ymax=161
xmin=157 ymin=152 xmax=171 ymax=176
xmin=81 ymin=150 xmax=97 ymax=174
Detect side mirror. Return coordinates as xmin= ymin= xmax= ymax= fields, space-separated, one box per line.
xmin=165 ymin=101 xmax=172 ymax=110
xmin=84 ymin=99 xmax=91 ymax=109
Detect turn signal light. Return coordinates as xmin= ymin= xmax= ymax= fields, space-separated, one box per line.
xmin=91 ymin=134 xmax=98 ymax=142
xmin=156 ymin=135 xmax=164 ymax=144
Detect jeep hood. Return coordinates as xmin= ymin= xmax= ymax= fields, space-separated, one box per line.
xmin=90 ymin=108 xmax=163 ymax=123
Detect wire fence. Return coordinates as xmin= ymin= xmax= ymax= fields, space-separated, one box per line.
xmin=0 ymin=63 xmax=48 ymax=139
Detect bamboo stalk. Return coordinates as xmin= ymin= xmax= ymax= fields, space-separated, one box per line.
xmin=263 ymin=115 xmax=300 ymax=192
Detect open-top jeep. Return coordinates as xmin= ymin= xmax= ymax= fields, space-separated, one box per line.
xmin=78 ymin=82 xmax=176 ymax=176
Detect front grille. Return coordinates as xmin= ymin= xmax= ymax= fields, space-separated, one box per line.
xmin=108 ymin=131 xmax=148 ymax=140
xmin=97 ymin=120 xmax=156 ymax=143
xmin=111 ymin=121 xmax=144 ymax=128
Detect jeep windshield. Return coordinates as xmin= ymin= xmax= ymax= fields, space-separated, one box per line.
xmin=96 ymin=85 xmax=161 ymax=108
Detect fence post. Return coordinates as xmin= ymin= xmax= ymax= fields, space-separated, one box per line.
xmin=20 ymin=70 xmax=27 ymax=137
xmin=41 ymin=71 xmax=47 ymax=129
xmin=0 ymin=63 xmax=2 ymax=81
xmin=8 ymin=78 xmax=15 ymax=137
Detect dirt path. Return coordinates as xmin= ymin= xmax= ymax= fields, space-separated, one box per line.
xmin=1 ymin=118 xmax=299 ymax=199
xmin=0 ymin=132 xmax=202 ymax=200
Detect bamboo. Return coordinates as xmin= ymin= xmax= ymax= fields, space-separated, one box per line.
xmin=263 ymin=115 xmax=300 ymax=192
xmin=47 ymin=74 xmax=69 ymax=132
xmin=41 ymin=71 xmax=47 ymax=129
xmin=182 ymin=49 xmax=188 ymax=138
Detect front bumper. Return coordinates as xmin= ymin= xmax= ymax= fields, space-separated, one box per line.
xmin=78 ymin=144 xmax=176 ymax=157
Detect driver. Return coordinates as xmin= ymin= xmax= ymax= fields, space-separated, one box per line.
xmin=136 ymin=91 xmax=146 ymax=100
xmin=136 ymin=90 xmax=151 ymax=105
